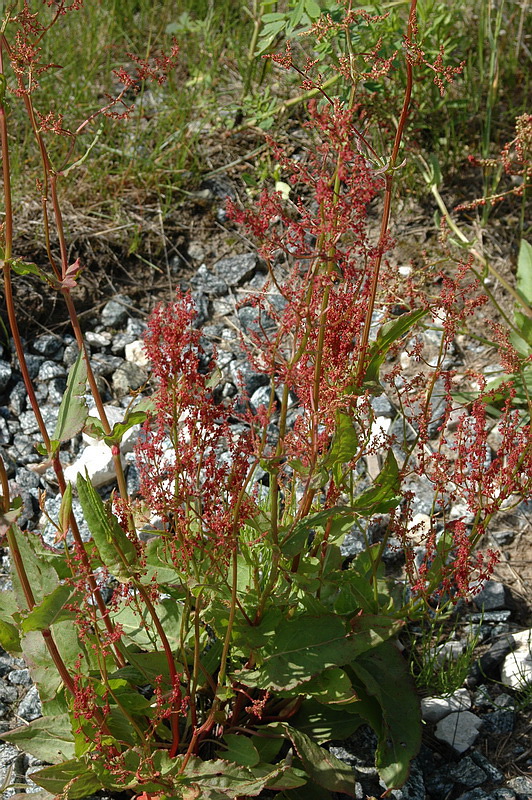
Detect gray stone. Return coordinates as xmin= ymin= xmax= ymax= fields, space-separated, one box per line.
xmin=230 ymin=360 xmax=269 ymax=396
xmin=0 ymin=447 xmax=16 ymax=476
xmin=448 ymin=756 xmax=487 ymax=787
xmin=8 ymin=381 xmax=27 ymax=415
xmin=468 ymin=610 xmax=512 ymax=623
xmin=191 ymin=263 xmax=228 ymax=297
xmin=424 ymin=768 xmax=454 ymax=799
xmin=110 ymin=331 xmax=136 ymax=354
xmin=63 ymin=340 xmax=82 ymax=367
xmin=40 ymin=493 xmax=91 ymax=547
xmin=468 ymin=634 xmax=515 ymax=684
xmin=32 ymin=333 xmax=63 ymax=360
xmin=18 ymin=406 xmax=58 ymax=436
xmin=11 ymin=433 xmax=41 ymax=464
xmin=91 ymin=352 xmax=125 ymax=377
xmin=470 ymin=750 xmax=504 ymax=783
xmin=490 ymin=789 xmax=517 ymax=800
xmin=421 ymin=689 xmax=471 ymax=722
xmin=0 ymin=678 xmax=18 ymax=704
xmin=17 ymin=684 xmax=41 ymax=721
xmin=454 ymin=791 xmax=490 ymax=800
xmin=371 ymin=393 xmax=395 ymax=417
xmin=0 ymin=415 xmax=10 ymax=445
xmin=7 ymin=668 xmax=31 ymax=686
xmin=434 ymin=710 xmax=483 ymax=753
xmin=214 ymin=253 xmax=258 ymax=287
xmin=237 ymin=305 xmax=276 ymax=337
xmin=100 ymin=294 xmax=132 ymax=327
xmin=112 ymin=361 xmax=148 ymax=396
xmin=250 ymin=385 xmax=274 ymax=412
xmin=126 ymin=317 xmax=146 ymax=338
xmin=0 ymin=743 xmax=21 ymax=798
xmin=474 ymin=580 xmax=507 ymax=610
xmin=47 ymin=377 xmax=67 ymax=405
xmin=85 ymin=330 xmax=113 ymax=348
xmin=491 ymin=529 xmax=517 ymax=546
xmin=0 ymin=360 xmax=12 ymax=394
xmin=37 ymin=360 xmax=66 ymax=381
xmin=508 ymin=776 xmax=532 ymax=799
xmin=483 ymin=709 xmax=515 ymax=734
xmin=23 ymin=354 xmax=44 ymax=380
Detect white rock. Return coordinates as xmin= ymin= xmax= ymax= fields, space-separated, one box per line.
xmin=421 ymin=689 xmax=471 ymax=723
xmin=501 ymin=629 xmax=532 ymax=690
xmin=407 ymin=513 xmax=431 ymax=545
xmin=64 ymin=442 xmax=124 ymax=488
xmin=434 ymin=710 xmax=483 ymax=753
xmin=368 ymin=415 xmax=392 ymax=449
xmin=125 ymin=339 xmax=149 ymax=368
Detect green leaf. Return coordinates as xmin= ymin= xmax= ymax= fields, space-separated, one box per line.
xmin=291 ymin=699 xmax=363 ymax=744
xmin=0 ymin=618 xmax=21 ymax=654
xmin=281 ymin=506 xmax=353 ymax=557
xmin=234 ymin=612 xmax=400 ymax=692
xmin=1 ymin=714 xmax=75 ymax=763
xmin=10 ymin=259 xmax=50 ymax=283
xmin=21 ymin=584 xmax=77 ymax=632
xmin=363 ymin=309 xmax=427 ymax=392
xmin=351 ymin=450 xmax=401 ymax=514
xmin=516 ymin=239 xmax=532 ymax=305
xmin=84 ymin=406 xmax=150 ymax=447
xmin=323 ymin=411 xmax=358 ymax=487
xmin=52 ymin=353 xmax=89 ymax=444
xmin=283 ymin=667 xmax=358 ymax=705
xmin=21 ymin=621 xmax=84 ymax=703
xmin=218 ymin=734 xmax=260 ymax=767
xmin=76 ymin=473 xmax=138 ymax=581
xmin=9 ymin=526 xmax=59 ymax=612
xmin=351 ymin=641 xmax=421 ymax=789
xmin=279 ymin=724 xmax=356 ymax=796
xmin=29 ymin=759 xmax=101 ymax=799
xmin=141 ymin=536 xmax=180 ymax=584
xmin=511 ymin=312 xmax=532 ymax=351
xmin=304 ymin=0 xmax=322 ymax=19
xmin=112 ymin=597 xmax=183 ymax=650
xmin=178 ymin=757 xmax=306 ymax=797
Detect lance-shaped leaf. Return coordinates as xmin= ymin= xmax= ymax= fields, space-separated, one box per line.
xmin=322 ymin=410 xmax=359 ymax=487
xmin=84 ymin=397 xmax=154 ymax=447
xmin=277 ymin=724 xmax=356 ymax=796
xmin=280 ymin=506 xmax=353 ymax=557
xmin=1 ymin=714 xmax=75 ymax=763
xmin=350 ymin=640 xmax=421 ymax=789
xmin=362 ymin=308 xmax=427 ymax=393
xmin=76 ymin=473 xmax=138 ymax=581
xmin=351 ymin=449 xmax=401 ymax=515
xmin=234 ymin=613 xmax=401 ymax=691
xmin=21 ymin=584 xmax=77 ymax=633
xmin=51 ymin=352 xmax=89 ymax=445
xmin=9 ymin=525 xmax=59 ymax=612
xmin=28 ymin=759 xmax=101 ymax=799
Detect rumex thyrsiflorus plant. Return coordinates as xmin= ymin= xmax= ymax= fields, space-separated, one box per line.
xmin=0 ymin=1 xmax=530 ymax=799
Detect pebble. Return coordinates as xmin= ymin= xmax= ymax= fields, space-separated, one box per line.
xmin=434 ymin=710 xmax=483 ymax=753
xmin=100 ymin=294 xmax=132 ymax=328
xmin=501 ymin=628 xmax=532 ymax=690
